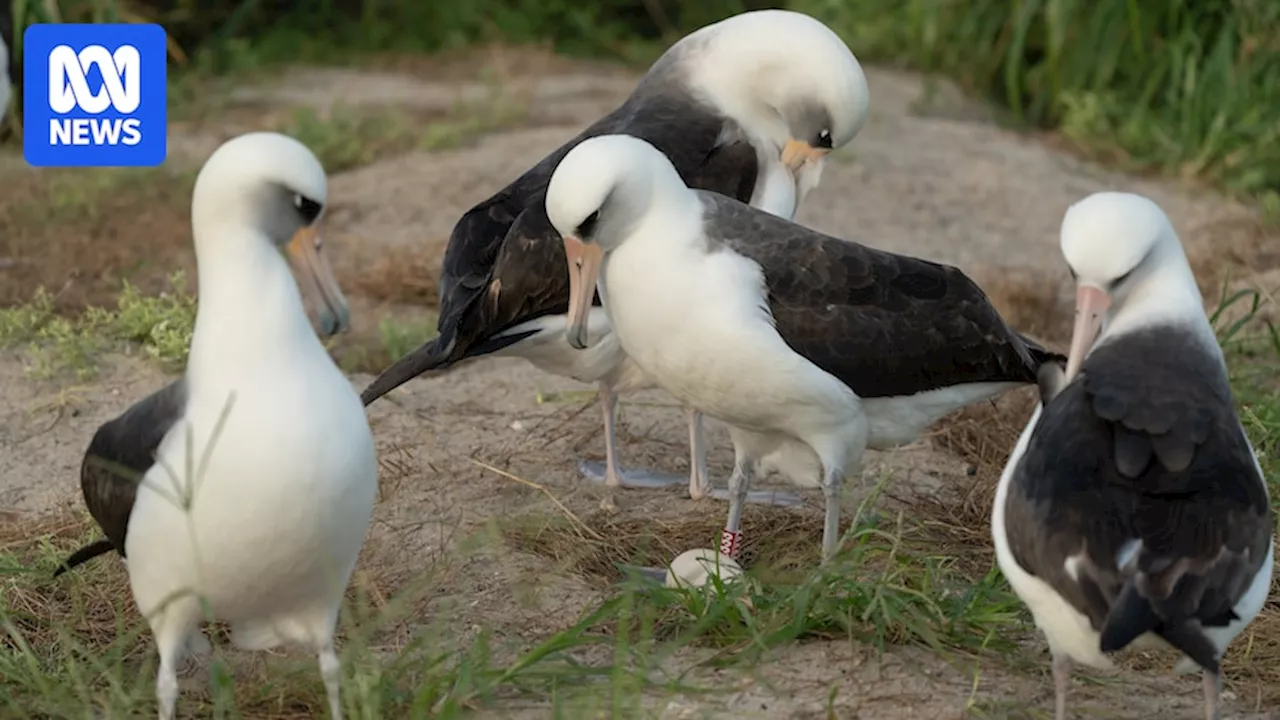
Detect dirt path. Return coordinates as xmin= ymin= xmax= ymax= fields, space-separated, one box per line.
xmin=2 ymin=48 xmax=1277 ymax=719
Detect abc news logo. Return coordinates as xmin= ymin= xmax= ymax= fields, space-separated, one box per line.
xmin=24 ymin=24 xmax=166 ymax=167
xmin=48 ymin=44 xmax=143 ymax=146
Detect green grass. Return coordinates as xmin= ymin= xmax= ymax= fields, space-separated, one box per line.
xmin=0 ymin=273 xmax=197 ymax=379
xmin=800 ymin=0 xmax=1280 ymax=214
xmin=1213 ymin=282 xmax=1280 ymax=500
xmin=7 ymin=0 xmax=1278 ymax=216
xmin=275 ymin=91 xmax=528 ymax=174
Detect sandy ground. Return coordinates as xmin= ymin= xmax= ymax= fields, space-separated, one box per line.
xmin=2 ymin=48 xmax=1278 ymax=718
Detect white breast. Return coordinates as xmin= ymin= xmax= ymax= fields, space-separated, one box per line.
xmin=991 ymin=406 xmax=1118 ymax=669
xmin=124 ymin=356 xmax=377 ymax=629
xmin=600 ymin=226 xmax=854 ymax=435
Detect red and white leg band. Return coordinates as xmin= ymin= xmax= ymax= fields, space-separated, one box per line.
xmin=719 ymin=529 xmax=742 ymax=558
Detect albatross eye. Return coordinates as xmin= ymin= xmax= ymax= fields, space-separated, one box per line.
xmin=1109 ymin=267 xmax=1136 ymax=291
xmin=293 ymin=194 xmax=324 ymax=225
xmin=816 ymin=129 xmax=833 ymax=149
xmin=578 ymin=210 xmax=600 ymax=238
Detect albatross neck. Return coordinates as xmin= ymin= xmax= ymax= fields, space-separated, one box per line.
xmin=188 ymin=225 xmax=324 ymax=379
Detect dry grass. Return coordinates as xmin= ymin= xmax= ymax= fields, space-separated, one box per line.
xmin=504 ymin=504 xmax=830 ymax=583
xmin=347 ymin=241 xmax=450 ymax=307
xmin=0 ymin=164 xmax=198 ymax=311
xmin=0 ymin=507 xmax=136 ymax=656
xmin=0 ymin=448 xmax=430 ymax=658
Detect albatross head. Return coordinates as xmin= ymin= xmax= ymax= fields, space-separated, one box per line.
xmin=674 ymin=10 xmax=869 ymax=212
xmin=1059 ymin=191 xmax=1199 ymax=380
xmin=191 ymin=131 xmax=349 ymax=337
xmin=546 ymin=134 xmax=686 ymax=350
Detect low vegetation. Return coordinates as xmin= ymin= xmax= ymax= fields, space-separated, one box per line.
xmin=6 ymin=0 xmax=1278 ymax=214
xmin=0 ymin=274 xmax=196 ymax=379
xmin=1 ymin=0 xmax=1277 ymax=717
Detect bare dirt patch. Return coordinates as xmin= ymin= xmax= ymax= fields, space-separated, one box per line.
xmin=2 ymin=48 xmax=1278 ymax=719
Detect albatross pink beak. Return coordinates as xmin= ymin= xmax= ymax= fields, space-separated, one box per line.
xmin=1065 ymin=284 xmax=1111 ymax=382
xmin=563 ymin=234 xmax=603 ymax=350
xmin=286 ymin=224 xmax=350 ymax=337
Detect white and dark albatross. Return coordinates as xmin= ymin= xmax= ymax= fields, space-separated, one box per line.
xmin=358 ymin=10 xmax=869 ymax=504
xmin=545 ymin=134 xmax=1063 ymax=561
xmin=992 ymin=192 xmax=1274 ymax=720
xmin=53 ymin=133 xmax=378 ymax=720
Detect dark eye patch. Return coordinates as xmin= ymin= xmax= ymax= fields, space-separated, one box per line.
xmin=1110 ymin=267 xmax=1135 ymax=290
xmin=577 ymin=210 xmax=600 ymax=238
xmin=815 ymin=129 xmax=833 ymax=149
xmin=294 ymin=194 xmax=323 ymax=224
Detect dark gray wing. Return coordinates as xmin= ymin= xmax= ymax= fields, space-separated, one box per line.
xmin=361 ymin=84 xmax=759 ymax=405
xmin=1003 ymin=328 xmax=1272 ymax=671
xmin=698 ymin=192 xmax=1060 ymax=397
xmin=55 ymin=379 xmax=187 ymax=576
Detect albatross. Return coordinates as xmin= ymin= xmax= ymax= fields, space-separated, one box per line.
xmin=992 ymin=192 xmax=1274 ymax=720
xmin=53 ymin=132 xmax=378 ymax=720
xmin=544 ymin=133 xmax=1062 ymax=561
xmin=359 ymin=9 xmax=869 ymax=505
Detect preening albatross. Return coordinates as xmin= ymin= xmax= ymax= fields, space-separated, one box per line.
xmin=545 ymin=134 xmax=1062 ymax=561
xmin=992 ymin=192 xmax=1274 ymax=720
xmin=358 ymin=9 xmax=870 ymax=504
xmin=54 ymin=132 xmax=378 ymax=720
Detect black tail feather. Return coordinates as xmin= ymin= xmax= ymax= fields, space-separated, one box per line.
xmin=1158 ymin=622 xmax=1222 ymax=674
xmin=1100 ymin=582 xmax=1221 ymax=674
xmin=360 ymin=335 xmax=457 ymax=406
xmin=52 ymin=539 xmax=114 ymax=577
xmin=1100 ymin=582 xmax=1160 ymax=652
xmin=360 ymin=327 xmax=544 ymax=407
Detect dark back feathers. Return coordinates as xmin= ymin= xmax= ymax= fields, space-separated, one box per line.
xmin=698 ymin=192 xmax=1058 ymax=397
xmin=1004 ymin=327 xmax=1272 ymax=668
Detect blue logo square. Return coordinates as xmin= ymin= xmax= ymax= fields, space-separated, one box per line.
xmin=23 ymin=23 xmax=168 ymax=168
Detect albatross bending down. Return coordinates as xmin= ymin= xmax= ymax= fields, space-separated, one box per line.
xmin=545 ymin=134 xmax=1062 ymax=561
xmin=53 ymin=133 xmax=378 ymax=720
xmin=992 ymin=192 xmax=1274 ymax=720
xmin=359 ymin=9 xmax=869 ymax=504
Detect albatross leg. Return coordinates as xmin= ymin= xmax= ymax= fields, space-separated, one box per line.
xmin=148 ymin=600 xmax=201 ymax=720
xmin=1051 ymin=653 xmax=1071 ymax=720
xmin=577 ymin=382 xmax=690 ymax=489
xmin=1202 ymin=669 xmax=1221 ymax=720
xmin=688 ymin=408 xmax=711 ymax=500
xmin=820 ymin=466 xmax=842 ymax=563
xmin=719 ymin=456 xmax=754 ymax=559
xmin=319 ymin=639 xmax=344 ymax=720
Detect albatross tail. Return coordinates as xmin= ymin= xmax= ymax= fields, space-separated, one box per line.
xmin=1100 ymin=582 xmax=1223 ymax=673
xmin=52 ymin=539 xmax=115 ymax=577
xmin=359 ymin=326 xmax=541 ymax=406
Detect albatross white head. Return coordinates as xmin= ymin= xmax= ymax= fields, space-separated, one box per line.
xmin=190 ymin=131 xmax=348 ymax=338
xmin=669 ymin=10 xmax=870 ymax=213
xmin=546 ymin=134 xmax=691 ymax=350
xmin=1059 ymin=191 xmax=1204 ymax=381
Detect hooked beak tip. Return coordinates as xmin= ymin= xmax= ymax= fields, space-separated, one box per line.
xmin=318 ymin=308 xmax=350 ymax=337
